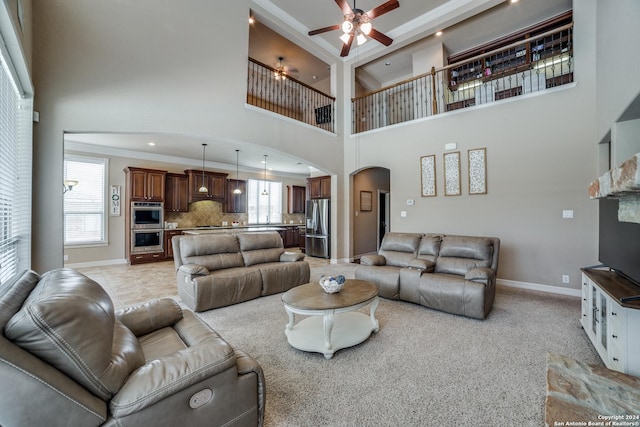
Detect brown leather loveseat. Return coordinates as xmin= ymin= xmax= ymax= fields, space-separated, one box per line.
xmin=173 ymin=231 xmax=310 ymax=312
xmin=1 ymin=268 xmax=265 ymax=426
xmin=355 ymin=232 xmax=500 ymax=319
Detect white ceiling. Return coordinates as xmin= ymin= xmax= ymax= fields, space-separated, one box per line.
xmin=66 ymin=0 xmax=571 ymax=177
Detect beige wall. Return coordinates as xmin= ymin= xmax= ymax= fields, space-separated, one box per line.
xmin=353 ymin=168 xmax=390 ymax=257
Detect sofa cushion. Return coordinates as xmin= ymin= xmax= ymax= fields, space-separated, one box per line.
xmin=237 ymin=232 xmax=285 ymax=267
xmin=417 ymin=234 xmax=442 ymax=262
xmin=435 ymin=236 xmax=493 ymax=276
xmin=379 ymin=233 xmax=423 ymax=268
xmin=360 ymin=254 xmax=386 ymax=266
xmin=4 ymin=269 xmax=145 ymax=400
xmin=179 ymin=234 xmax=244 ymax=271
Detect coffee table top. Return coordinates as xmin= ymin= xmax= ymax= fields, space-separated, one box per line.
xmin=282 ymin=279 xmax=378 ymax=311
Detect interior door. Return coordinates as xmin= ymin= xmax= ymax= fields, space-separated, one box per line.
xmin=377 ymin=190 xmax=390 ymax=250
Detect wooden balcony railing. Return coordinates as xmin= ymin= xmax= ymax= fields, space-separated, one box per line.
xmin=247 ymin=58 xmax=336 ymax=133
xmin=352 ymin=22 xmax=574 ymax=134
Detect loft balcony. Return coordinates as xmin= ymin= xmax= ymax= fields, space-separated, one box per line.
xmin=353 ymin=21 xmax=574 ymax=134
xmin=247 ymin=58 xmax=335 ymax=133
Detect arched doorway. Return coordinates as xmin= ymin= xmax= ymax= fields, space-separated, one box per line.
xmin=352 ymin=167 xmax=390 ymax=259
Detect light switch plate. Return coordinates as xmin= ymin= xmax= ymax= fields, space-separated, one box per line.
xmin=400 ymin=211 xmax=407 ymax=217
xmin=562 ymin=210 xmax=574 ymax=219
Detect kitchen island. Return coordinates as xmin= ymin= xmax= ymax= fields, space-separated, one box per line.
xmin=180 ymin=224 xmax=304 ymax=249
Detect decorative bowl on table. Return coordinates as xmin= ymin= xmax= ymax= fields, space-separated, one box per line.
xmin=319 ymin=275 xmax=346 ymax=294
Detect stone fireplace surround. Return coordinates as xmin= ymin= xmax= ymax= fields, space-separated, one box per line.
xmin=589 ymin=152 xmax=640 ymax=224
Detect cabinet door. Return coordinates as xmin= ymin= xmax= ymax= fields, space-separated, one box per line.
xmin=146 ymin=171 xmax=166 ymax=201
xmin=226 ymin=179 xmax=247 ymax=213
xmin=308 ymin=178 xmax=322 ymax=199
xmin=288 ymin=185 xmax=306 ymax=214
xmin=210 ymin=175 xmax=227 ymax=199
xmin=129 ymin=170 xmax=149 ymax=201
xmin=164 ymin=231 xmax=182 ymax=259
xmin=320 ymin=177 xmax=331 ymax=198
xmin=165 ymin=174 xmax=188 ymax=212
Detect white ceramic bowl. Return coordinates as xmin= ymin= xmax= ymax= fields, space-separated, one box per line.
xmin=319 ymin=278 xmax=344 ymax=294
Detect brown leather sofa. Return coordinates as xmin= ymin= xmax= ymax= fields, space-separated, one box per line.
xmin=1 ymin=268 xmax=265 ymax=427
xmin=173 ymin=231 xmax=310 ymax=312
xmin=355 ymin=232 xmax=500 ymax=319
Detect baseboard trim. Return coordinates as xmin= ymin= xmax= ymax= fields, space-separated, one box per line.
xmin=64 ymin=259 xmax=128 ymax=269
xmin=497 ymin=278 xmax=581 ymax=297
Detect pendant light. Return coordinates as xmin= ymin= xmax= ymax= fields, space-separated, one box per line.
xmin=198 ymin=143 xmax=208 ymax=193
xmin=233 ymin=149 xmax=242 ymax=195
xmin=261 ymin=155 xmax=269 ymax=196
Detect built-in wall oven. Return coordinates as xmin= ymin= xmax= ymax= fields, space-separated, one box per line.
xmin=130 ymin=202 xmax=163 ymax=253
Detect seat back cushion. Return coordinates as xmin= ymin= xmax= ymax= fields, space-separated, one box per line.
xmin=435 ymin=236 xmax=494 ymax=276
xmin=238 ymin=232 xmax=285 ymax=267
xmin=4 ymin=269 xmax=145 ymax=400
xmin=179 ymin=234 xmax=244 ymax=271
xmin=416 ymin=234 xmax=443 ymax=262
xmin=379 ymin=233 xmax=423 ymax=267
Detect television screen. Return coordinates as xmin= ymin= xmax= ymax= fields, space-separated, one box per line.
xmin=599 ymin=198 xmax=640 ymax=286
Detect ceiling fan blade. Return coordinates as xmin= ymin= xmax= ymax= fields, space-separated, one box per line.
xmin=340 ymin=34 xmax=354 ymax=57
xmin=368 ymin=28 xmax=393 ymax=46
xmin=366 ymin=0 xmax=400 ymax=19
xmin=309 ymin=24 xmax=341 ymax=36
xmin=335 ymin=0 xmax=354 ymax=16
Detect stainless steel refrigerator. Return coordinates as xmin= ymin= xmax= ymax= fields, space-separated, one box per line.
xmin=305 ymin=199 xmax=330 ymax=258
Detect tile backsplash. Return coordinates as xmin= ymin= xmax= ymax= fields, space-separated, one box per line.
xmin=164 ymin=200 xmax=304 ymax=228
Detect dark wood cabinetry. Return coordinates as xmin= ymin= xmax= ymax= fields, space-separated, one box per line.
xmin=288 ymin=185 xmax=306 ymax=213
xmin=130 ymin=252 xmax=165 ymax=264
xmin=164 ymin=230 xmax=183 ymax=259
xmin=185 ymin=169 xmax=228 ymax=203
xmin=165 ymin=173 xmax=189 ymax=212
xmin=125 ymin=167 xmax=166 ymax=202
xmin=225 ymin=179 xmax=247 ymax=213
xmin=308 ymin=176 xmax=331 ymax=199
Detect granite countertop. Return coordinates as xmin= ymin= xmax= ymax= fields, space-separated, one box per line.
xmin=180 ymin=224 xmax=304 ymax=235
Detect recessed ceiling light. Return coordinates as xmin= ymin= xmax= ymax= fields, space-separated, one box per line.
xmin=435 ymin=31 xmax=443 ymax=37
xmin=385 ymin=61 xmax=391 ymax=66
xmin=147 ymin=142 xmax=156 ymax=146
xmin=312 ymin=75 xmax=317 ymax=80
xmin=248 ymin=16 xmax=255 ymax=24
xmin=510 ymin=0 xmax=518 ymax=3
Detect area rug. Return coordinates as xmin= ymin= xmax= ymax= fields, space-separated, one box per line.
xmin=545 ymin=353 xmax=640 ymax=427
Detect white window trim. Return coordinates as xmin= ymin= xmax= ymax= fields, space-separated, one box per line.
xmin=63 ymin=154 xmax=109 ymax=248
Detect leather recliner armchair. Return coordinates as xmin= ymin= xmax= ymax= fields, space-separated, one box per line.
xmin=0 ymin=268 xmax=265 ymax=427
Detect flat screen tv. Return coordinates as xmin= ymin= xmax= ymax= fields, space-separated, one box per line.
xmin=599 ymin=197 xmax=640 ymax=286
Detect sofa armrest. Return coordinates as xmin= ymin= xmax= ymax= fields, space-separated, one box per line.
xmin=407 ymin=259 xmax=435 ymax=272
xmin=465 ymin=267 xmax=495 ymax=283
xmin=115 ymin=298 xmax=183 ymax=337
xmin=280 ymin=251 xmax=305 ymax=262
xmin=360 ymin=254 xmax=386 ymax=266
xmin=179 ymin=263 xmax=210 ymax=276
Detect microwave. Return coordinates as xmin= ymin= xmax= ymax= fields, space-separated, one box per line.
xmin=131 ymin=201 xmax=164 ymax=229
xmin=131 ymin=229 xmax=163 ymax=254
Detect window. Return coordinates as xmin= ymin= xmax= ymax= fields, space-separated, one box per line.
xmin=64 ymin=155 xmax=108 ymax=246
xmin=0 ymin=34 xmax=32 ymax=286
xmin=247 ymin=179 xmax=282 ymax=224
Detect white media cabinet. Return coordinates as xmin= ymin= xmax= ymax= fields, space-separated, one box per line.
xmin=581 ymin=268 xmax=640 ymax=377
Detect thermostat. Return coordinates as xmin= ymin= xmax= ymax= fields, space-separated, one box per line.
xmin=407 ymin=199 xmax=414 ymax=206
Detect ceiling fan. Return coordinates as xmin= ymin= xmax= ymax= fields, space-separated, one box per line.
xmin=273 ymin=56 xmax=298 ymax=80
xmin=308 ymin=0 xmax=400 ymax=57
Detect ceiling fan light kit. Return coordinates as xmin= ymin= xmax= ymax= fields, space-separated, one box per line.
xmin=308 ymin=0 xmax=400 ymax=57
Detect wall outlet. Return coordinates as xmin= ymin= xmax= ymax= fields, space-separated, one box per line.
xmin=562 ymin=274 xmax=570 ymax=284
xmin=63 ymin=255 xmax=69 ymax=261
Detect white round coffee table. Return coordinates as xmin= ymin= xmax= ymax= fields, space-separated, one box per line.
xmin=281 ymin=279 xmax=379 ymax=359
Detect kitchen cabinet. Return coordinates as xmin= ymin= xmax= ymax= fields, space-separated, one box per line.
xmin=185 ymin=169 xmax=228 ymax=203
xmin=581 ymin=269 xmax=640 ymax=377
xmin=165 ymin=173 xmax=189 ymax=212
xmin=225 ymin=179 xmax=247 ymax=213
xmin=308 ymin=176 xmax=331 ymax=199
xmin=130 ymin=252 xmax=165 ymax=264
xmin=164 ymin=230 xmax=183 ymax=259
xmin=287 ymin=185 xmax=306 ymax=213
xmin=125 ymin=167 xmax=166 ymax=202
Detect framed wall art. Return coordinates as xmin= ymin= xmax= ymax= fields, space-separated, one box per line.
xmin=468 ymin=147 xmax=487 ymax=195
xmin=360 ymin=190 xmax=372 ymax=211
xmin=420 ymin=155 xmax=436 ymax=197
xmin=444 ymin=151 xmax=461 ymax=196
